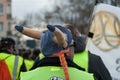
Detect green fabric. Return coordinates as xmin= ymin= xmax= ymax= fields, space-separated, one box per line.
xmin=24 ymin=59 xmax=34 ymax=71
xmin=21 ymin=66 xmax=94 ymax=80
xmin=0 ymin=53 xmax=23 ymax=79
xmin=39 ymin=53 xmax=44 ymax=60
xmin=73 ymin=50 xmax=88 ymax=71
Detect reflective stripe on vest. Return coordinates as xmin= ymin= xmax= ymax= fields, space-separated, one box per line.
xmin=0 ymin=53 xmax=23 ymax=79
xmin=73 ymin=50 xmax=88 ymax=72
xmin=12 ymin=55 xmax=19 ymax=80
xmin=21 ymin=66 xmax=94 ymax=80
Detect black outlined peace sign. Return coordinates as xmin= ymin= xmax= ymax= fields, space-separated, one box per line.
xmin=91 ymin=11 xmax=120 ymax=51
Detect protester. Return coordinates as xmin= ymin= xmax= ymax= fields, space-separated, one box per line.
xmin=29 ymin=48 xmax=41 ymax=60
xmin=64 ymin=24 xmax=112 ymax=80
xmin=15 ymin=25 xmax=95 ymax=80
xmin=0 ymin=37 xmax=27 ymax=80
xmin=20 ymin=49 xmax=34 ymax=71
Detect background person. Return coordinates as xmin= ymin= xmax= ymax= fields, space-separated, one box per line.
xmin=0 ymin=37 xmax=27 ymax=80
xmin=64 ymin=23 xmax=112 ymax=80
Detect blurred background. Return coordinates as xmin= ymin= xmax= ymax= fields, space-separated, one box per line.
xmin=0 ymin=0 xmax=119 ymax=50
xmin=0 ymin=0 xmax=120 ymax=80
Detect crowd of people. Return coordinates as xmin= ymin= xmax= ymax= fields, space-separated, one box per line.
xmin=0 ymin=37 xmax=41 ymax=79
xmin=0 ymin=23 xmax=112 ymax=80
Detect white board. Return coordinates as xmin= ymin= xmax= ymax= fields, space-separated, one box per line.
xmin=86 ymin=3 xmax=120 ymax=80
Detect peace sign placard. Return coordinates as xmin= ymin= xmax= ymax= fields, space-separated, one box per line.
xmin=90 ymin=4 xmax=120 ymax=51
xmin=86 ymin=3 xmax=120 ymax=80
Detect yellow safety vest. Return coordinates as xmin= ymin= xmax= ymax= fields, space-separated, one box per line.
xmin=0 ymin=53 xmax=23 ymax=79
xmin=73 ymin=50 xmax=88 ymax=71
xmin=21 ymin=66 xmax=94 ymax=80
xmin=24 ymin=59 xmax=34 ymax=71
xmin=39 ymin=53 xmax=44 ymax=60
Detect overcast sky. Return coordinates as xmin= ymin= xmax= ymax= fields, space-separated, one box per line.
xmin=12 ymin=0 xmax=55 ymax=20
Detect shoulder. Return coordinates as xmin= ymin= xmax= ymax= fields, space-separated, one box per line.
xmin=88 ymin=51 xmax=104 ymax=67
xmin=88 ymin=51 xmax=101 ymax=60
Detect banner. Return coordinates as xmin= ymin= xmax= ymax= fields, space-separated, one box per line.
xmin=86 ymin=3 xmax=120 ymax=80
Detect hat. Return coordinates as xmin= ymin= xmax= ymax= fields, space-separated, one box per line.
xmin=0 ymin=37 xmax=15 ymax=48
xmin=40 ymin=25 xmax=72 ymax=56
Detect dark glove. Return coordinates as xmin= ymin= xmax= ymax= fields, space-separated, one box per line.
xmin=47 ymin=25 xmax=55 ymax=32
xmin=15 ymin=25 xmax=23 ymax=32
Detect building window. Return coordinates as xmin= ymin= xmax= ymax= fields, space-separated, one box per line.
xmin=7 ymin=22 xmax=12 ymax=35
xmin=7 ymin=3 xmax=11 ymax=19
xmin=0 ymin=22 xmax=3 ymax=31
xmin=7 ymin=14 xmax=12 ymax=19
xmin=8 ymin=22 xmax=11 ymax=31
xmin=7 ymin=0 xmax=11 ymax=2
xmin=0 ymin=4 xmax=3 ymax=15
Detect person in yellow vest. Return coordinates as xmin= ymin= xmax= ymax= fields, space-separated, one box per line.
xmin=15 ymin=25 xmax=96 ymax=80
xmin=0 ymin=37 xmax=27 ymax=80
xmin=64 ymin=24 xmax=112 ymax=80
xmin=23 ymin=59 xmax=34 ymax=71
xmin=20 ymin=49 xmax=35 ymax=71
xmin=29 ymin=48 xmax=41 ymax=60
xmin=27 ymin=49 xmax=41 ymax=70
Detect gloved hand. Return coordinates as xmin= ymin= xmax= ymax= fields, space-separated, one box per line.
xmin=15 ymin=25 xmax=23 ymax=32
xmin=47 ymin=25 xmax=55 ymax=32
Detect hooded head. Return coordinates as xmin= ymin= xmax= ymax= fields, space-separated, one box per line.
xmin=40 ymin=25 xmax=73 ymax=57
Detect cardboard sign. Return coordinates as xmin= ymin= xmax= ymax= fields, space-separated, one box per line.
xmin=86 ymin=3 xmax=120 ymax=80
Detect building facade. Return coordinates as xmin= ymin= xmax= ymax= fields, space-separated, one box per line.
xmin=0 ymin=0 xmax=12 ymax=37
